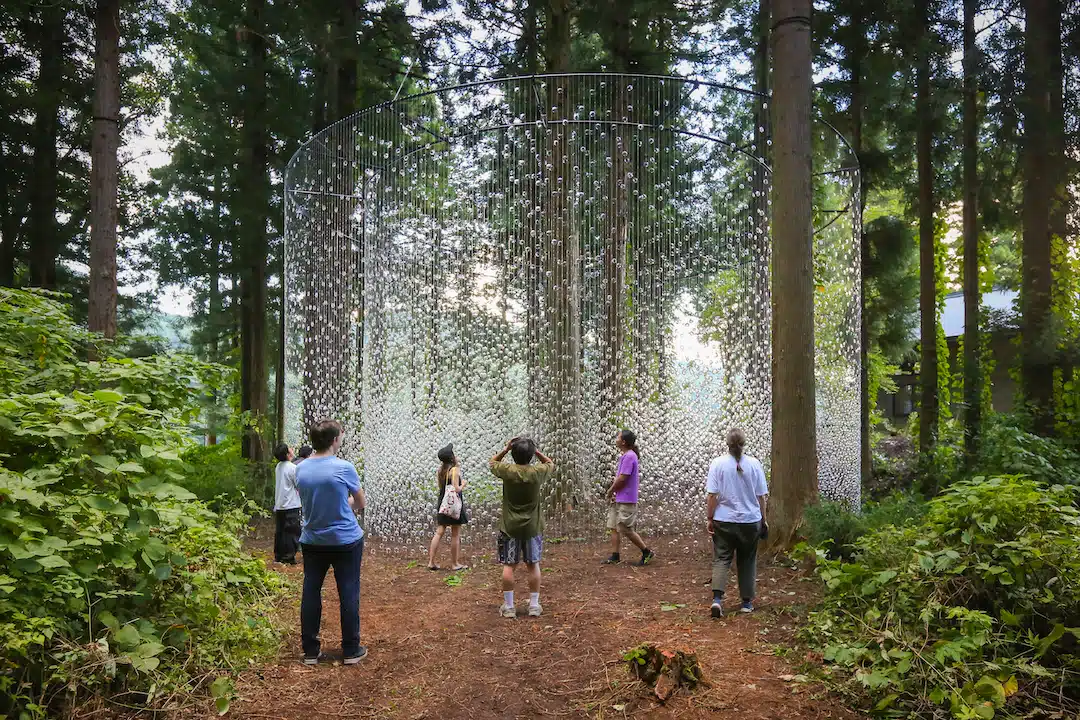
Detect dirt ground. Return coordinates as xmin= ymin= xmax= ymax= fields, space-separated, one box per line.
xmin=212 ymin=526 xmax=865 ymax=720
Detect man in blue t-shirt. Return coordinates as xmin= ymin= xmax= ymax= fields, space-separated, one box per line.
xmin=296 ymin=419 xmax=367 ymax=665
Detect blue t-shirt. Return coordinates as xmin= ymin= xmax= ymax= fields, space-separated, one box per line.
xmin=296 ymin=455 xmax=364 ymax=546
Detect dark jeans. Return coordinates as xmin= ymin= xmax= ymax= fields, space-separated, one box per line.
xmin=274 ymin=508 xmax=301 ymax=563
xmin=300 ymin=539 xmax=364 ymax=658
xmin=711 ymin=521 xmax=760 ymax=600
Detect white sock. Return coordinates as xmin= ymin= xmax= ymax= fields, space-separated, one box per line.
xmin=503 ymin=591 xmax=514 ymax=607
xmin=529 ymin=592 xmax=540 ymax=607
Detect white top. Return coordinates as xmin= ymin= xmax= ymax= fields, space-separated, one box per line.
xmin=705 ymin=454 xmax=769 ymax=523
xmin=274 ymin=460 xmax=302 ymax=511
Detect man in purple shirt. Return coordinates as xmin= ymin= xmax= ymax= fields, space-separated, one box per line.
xmin=602 ymin=429 xmax=654 ymax=566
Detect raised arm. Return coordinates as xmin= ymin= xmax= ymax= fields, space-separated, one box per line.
xmin=491 ymin=438 xmax=514 ymax=465
xmin=533 ymin=448 xmax=554 ymax=465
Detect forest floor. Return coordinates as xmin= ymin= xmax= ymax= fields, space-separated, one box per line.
xmin=195 ymin=525 xmax=865 ymax=720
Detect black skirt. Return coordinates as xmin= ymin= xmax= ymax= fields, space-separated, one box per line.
xmin=436 ymin=484 xmax=469 ymax=526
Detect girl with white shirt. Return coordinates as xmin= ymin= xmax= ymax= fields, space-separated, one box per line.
xmin=705 ymin=428 xmax=769 ymax=617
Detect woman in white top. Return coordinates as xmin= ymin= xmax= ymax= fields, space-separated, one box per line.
xmin=705 ymin=428 xmax=769 ymax=618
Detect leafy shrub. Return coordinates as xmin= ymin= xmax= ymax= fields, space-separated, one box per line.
xmin=803 ymin=476 xmax=1080 ymax=719
xmin=178 ymin=440 xmax=267 ymax=511
xmin=974 ymin=416 xmax=1080 ymax=487
xmin=804 ymin=492 xmax=927 ymax=561
xmin=0 ymin=289 xmax=284 ymax=717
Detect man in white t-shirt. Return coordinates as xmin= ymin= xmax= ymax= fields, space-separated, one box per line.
xmin=273 ymin=443 xmax=303 ymax=564
xmin=704 ymin=428 xmax=768 ymax=618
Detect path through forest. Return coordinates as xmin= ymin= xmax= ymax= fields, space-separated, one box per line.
xmin=209 ymin=530 xmax=864 ymax=719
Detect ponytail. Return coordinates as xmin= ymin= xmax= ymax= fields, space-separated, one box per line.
xmin=726 ymin=428 xmax=746 ymax=473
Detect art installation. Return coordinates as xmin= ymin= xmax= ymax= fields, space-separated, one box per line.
xmin=283 ymin=74 xmax=860 ymax=544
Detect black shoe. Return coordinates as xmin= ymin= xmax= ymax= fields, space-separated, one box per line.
xmin=302 ymin=652 xmax=330 ymax=666
xmin=602 ymin=553 xmax=621 ymax=564
xmin=637 ymin=549 xmax=654 ymax=566
xmin=710 ymin=603 xmax=723 ymax=619
xmin=343 ymin=647 xmax=368 ymax=664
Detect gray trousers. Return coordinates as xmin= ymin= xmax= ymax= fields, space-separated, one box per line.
xmin=711 ymin=521 xmax=760 ymax=600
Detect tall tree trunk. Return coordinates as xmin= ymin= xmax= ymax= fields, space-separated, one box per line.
xmin=207 ymin=197 xmax=221 ymax=446
xmin=1021 ymin=0 xmax=1056 ymax=435
xmin=769 ymin=0 xmax=817 ymax=546
xmin=916 ymin=0 xmax=938 ymax=457
xmin=961 ymin=0 xmax=981 ymax=463
xmin=239 ymin=0 xmax=270 ymax=464
xmin=336 ymin=0 xmax=358 ymax=120
xmin=1047 ymin=2 xmax=1067 ymax=429
xmin=600 ymin=0 xmax=630 ymax=429
xmin=0 ymin=141 xmax=18 ymax=286
xmin=543 ymin=0 xmax=579 ymax=509
xmin=88 ymin=0 xmax=121 ymax=340
xmin=848 ymin=2 xmax=870 ymax=488
xmin=27 ymin=2 xmax=65 ymax=289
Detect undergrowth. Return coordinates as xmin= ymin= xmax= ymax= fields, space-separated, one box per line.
xmin=0 ymin=289 xmax=284 ymax=717
xmin=801 ymin=476 xmax=1080 ymax=719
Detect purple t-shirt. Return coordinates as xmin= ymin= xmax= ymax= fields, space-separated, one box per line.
xmin=614 ymin=450 xmax=640 ymax=503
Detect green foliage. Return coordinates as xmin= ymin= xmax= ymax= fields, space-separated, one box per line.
xmin=974 ymin=416 xmax=1080 ymax=487
xmin=804 ymin=492 xmax=927 ymax=561
xmin=803 ymin=476 xmax=1080 ymax=718
xmin=0 ymin=289 xmax=283 ymax=717
xmin=178 ymin=439 xmax=268 ymax=511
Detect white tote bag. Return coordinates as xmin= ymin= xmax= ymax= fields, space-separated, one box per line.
xmin=438 ymin=469 xmax=462 ymax=519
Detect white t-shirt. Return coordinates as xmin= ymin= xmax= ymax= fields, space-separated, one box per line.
xmin=274 ymin=460 xmax=301 ymax=511
xmin=705 ymin=454 xmax=768 ymax=523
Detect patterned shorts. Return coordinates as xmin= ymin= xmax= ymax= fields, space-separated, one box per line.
xmin=497 ymin=532 xmax=543 ymax=565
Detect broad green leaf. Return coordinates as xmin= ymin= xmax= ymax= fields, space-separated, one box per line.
xmin=93 ymin=389 xmax=123 ymax=403
xmin=91 ymin=455 xmax=119 ymax=472
xmin=97 ymin=611 xmax=119 ymax=630
xmin=153 ymin=564 xmax=172 ymax=581
xmin=133 ymin=642 xmax=164 ymax=658
xmin=36 ymin=554 xmax=70 ymax=569
xmin=85 ymin=496 xmax=115 ymax=511
xmin=113 ymin=624 xmax=142 ymax=649
xmin=1035 ymin=624 xmax=1066 ymax=658
xmin=116 ymin=462 xmax=145 ymax=474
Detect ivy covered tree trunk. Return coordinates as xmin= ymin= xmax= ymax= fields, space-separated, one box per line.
xmin=88 ymin=0 xmax=122 ymax=340
xmin=961 ymin=0 xmax=981 ymax=463
xmin=1020 ymin=0 xmax=1058 ymax=436
xmin=769 ymin=0 xmax=817 ymax=546
xmin=916 ymin=0 xmax=938 ymax=458
xmin=27 ymin=2 xmax=65 ymax=289
xmin=848 ymin=2 xmax=870 ymax=488
xmin=239 ymin=0 xmax=270 ymax=463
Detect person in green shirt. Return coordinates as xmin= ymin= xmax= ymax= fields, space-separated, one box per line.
xmin=489 ymin=436 xmax=554 ymax=619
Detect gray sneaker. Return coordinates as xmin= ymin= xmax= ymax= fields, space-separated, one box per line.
xmin=499 ymin=604 xmax=517 ymax=619
xmin=527 ymin=603 xmax=543 ymax=617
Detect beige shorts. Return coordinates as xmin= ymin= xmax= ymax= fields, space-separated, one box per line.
xmin=606 ymin=502 xmax=638 ymax=531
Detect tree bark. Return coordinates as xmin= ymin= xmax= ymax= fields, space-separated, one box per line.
xmin=27 ymin=2 xmax=65 ymax=289
xmin=543 ymin=0 xmax=580 ymax=508
xmin=961 ymin=0 xmax=981 ymax=463
xmin=239 ymin=0 xmax=270 ymax=463
xmin=916 ymin=0 xmax=938 ymax=457
xmin=88 ymin=0 xmax=122 ymax=340
xmin=336 ymin=0 xmax=358 ymax=120
xmin=0 ymin=139 xmax=20 ymax=286
xmin=769 ymin=0 xmax=817 ymax=547
xmin=1047 ymin=1 xmax=1067 ymax=430
xmin=1020 ymin=0 xmax=1057 ymax=435
xmin=849 ymin=1 xmax=870 ymax=488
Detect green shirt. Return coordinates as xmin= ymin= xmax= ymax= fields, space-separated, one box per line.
xmin=489 ymin=460 xmax=553 ymax=539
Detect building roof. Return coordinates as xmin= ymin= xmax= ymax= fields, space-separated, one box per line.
xmin=936 ymin=289 xmax=1018 ymax=338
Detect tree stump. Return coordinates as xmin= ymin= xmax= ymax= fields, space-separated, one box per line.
xmin=623 ymin=643 xmax=704 ymax=702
